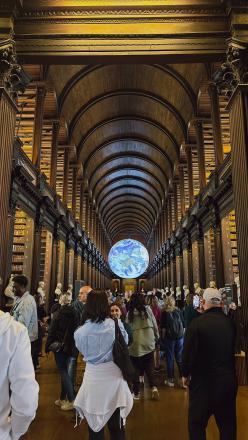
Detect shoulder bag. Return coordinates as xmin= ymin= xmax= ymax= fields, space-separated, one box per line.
xmin=112 ymin=319 xmax=135 ymax=382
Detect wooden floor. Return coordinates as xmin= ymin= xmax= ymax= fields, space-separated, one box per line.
xmin=23 ymin=354 xmax=248 ymax=440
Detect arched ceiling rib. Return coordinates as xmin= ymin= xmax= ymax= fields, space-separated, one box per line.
xmin=78 ymin=115 xmax=180 ymax=159
xmin=92 ymin=168 xmax=164 ymax=198
xmin=107 ymin=214 xmax=151 ymax=235
xmin=69 ymin=89 xmax=187 ymax=141
xmin=89 ymin=156 xmax=167 ymax=189
xmin=84 ymin=140 xmax=172 ymax=187
xmin=98 ymin=184 xmax=161 ymax=216
xmin=47 ymin=62 xmax=208 ymax=243
xmin=101 ymin=195 xmax=157 ymax=224
xmin=94 ymin=176 xmax=163 ymax=207
xmin=100 ymin=188 xmax=160 ymax=216
xmin=57 ymin=64 xmax=196 ymax=115
xmin=105 ymin=205 xmax=154 ymax=230
xmin=110 ymin=223 xmax=149 ymax=239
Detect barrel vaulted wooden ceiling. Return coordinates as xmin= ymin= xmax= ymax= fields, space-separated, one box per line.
xmin=9 ymin=0 xmax=240 ymax=245
xmin=48 ymin=63 xmax=207 ymax=243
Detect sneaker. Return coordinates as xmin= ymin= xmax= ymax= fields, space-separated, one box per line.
xmin=55 ymin=399 xmax=67 ymax=407
xmin=151 ymin=387 xmax=159 ymax=400
xmin=61 ymin=401 xmax=74 ymax=411
xmin=164 ymin=380 xmax=174 ymax=388
xmin=179 ymin=379 xmax=188 ymax=389
xmin=132 ymin=393 xmax=140 ymax=401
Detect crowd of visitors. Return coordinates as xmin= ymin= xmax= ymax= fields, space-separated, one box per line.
xmin=0 ymin=277 xmax=239 ymax=440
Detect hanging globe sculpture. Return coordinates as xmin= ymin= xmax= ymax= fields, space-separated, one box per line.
xmin=108 ymin=239 xmax=149 ymax=279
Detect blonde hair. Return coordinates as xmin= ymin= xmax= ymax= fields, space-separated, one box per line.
xmin=163 ymin=296 xmax=176 ymax=313
xmin=59 ymin=293 xmax=71 ymax=305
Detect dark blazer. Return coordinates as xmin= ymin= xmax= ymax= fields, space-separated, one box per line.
xmin=182 ymin=307 xmax=236 ymax=379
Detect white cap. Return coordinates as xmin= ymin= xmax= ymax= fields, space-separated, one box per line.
xmin=203 ymin=288 xmax=222 ymax=304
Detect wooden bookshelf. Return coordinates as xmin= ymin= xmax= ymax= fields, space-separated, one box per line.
xmin=12 ymin=210 xmax=34 ymax=282
xmin=204 ymin=228 xmax=216 ymax=287
xmin=221 ymin=210 xmax=239 ymax=283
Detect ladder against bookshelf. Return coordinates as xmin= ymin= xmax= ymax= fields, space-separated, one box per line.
xmin=221 ymin=210 xmax=239 ymax=284
xmin=204 ymin=228 xmax=216 ymax=287
xmin=12 ymin=209 xmax=34 ymax=283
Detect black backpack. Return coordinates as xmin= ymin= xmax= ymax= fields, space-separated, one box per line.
xmin=166 ymin=310 xmax=184 ymax=340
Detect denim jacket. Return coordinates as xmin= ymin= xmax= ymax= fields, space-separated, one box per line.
xmin=11 ymin=292 xmax=38 ymax=342
xmin=74 ymin=318 xmax=128 ymax=364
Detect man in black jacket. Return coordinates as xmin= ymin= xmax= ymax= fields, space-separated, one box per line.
xmin=182 ymin=287 xmax=237 ymax=440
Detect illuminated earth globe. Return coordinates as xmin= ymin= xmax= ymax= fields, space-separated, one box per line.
xmin=108 ymin=239 xmax=149 ymax=279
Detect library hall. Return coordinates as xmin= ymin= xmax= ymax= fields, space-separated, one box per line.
xmin=0 ymin=1 xmax=248 ymax=440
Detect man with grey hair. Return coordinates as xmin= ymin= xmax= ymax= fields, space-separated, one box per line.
xmin=182 ymin=287 xmax=237 ymax=440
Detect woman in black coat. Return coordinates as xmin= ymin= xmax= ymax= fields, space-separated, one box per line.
xmin=46 ymin=293 xmax=77 ymax=411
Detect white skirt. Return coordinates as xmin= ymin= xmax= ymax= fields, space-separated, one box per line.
xmin=74 ymin=361 xmax=133 ymax=432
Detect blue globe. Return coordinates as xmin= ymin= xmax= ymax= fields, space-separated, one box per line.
xmin=108 ymin=239 xmax=149 ymax=279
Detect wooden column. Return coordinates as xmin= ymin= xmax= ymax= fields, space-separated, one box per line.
xmin=50 ymin=121 xmax=60 ymax=191
xmin=195 ymin=120 xmax=206 ymax=190
xmin=62 ymin=148 xmax=69 ymax=206
xmin=185 ymin=145 xmax=194 ymax=206
xmin=81 ymin=251 xmax=86 ymax=282
xmin=178 ymin=164 xmax=186 ymax=217
xmin=166 ymin=256 xmax=171 ymax=286
xmin=0 ymin=88 xmax=18 ymax=295
xmin=63 ymin=242 xmax=70 ymax=291
xmin=179 ymin=251 xmax=184 ymax=291
xmin=211 ymin=206 xmax=224 ymax=288
xmin=50 ymin=230 xmax=58 ymax=308
xmin=172 ymin=253 xmax=177 ymax=289
xmin=87 ymin=255 xmax=92 ymax=286
xmin=73 ymin=251 xmax=78 ymax=283
xmin=224 ymin=75 xmax=248 ymax=373
xmin=195 ymin=221 xmax=206 ymax=288
xmin=32 ymin=85 xmax=46 ymax=167
xmin=31 ymin=210 xmax=43 ymax=294
xmin=91 ymin=254 xmax=95 ymax=288
xmin=209 ymin=83 xmax=224 ymax=166
xmin=187 ymin=237 xmax=194 ymax=293
xmin=83 ymin=250 xmax=88 ymax=283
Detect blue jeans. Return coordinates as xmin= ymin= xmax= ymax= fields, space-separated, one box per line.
xmin=54 ymin=351 xmax=75 ymax=402
xmin=67 ymin=355 xmax=78 ymax=395
xmin=164 ymin=337 xmax=183 ymax=380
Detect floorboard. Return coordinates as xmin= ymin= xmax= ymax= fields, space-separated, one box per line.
xmin=23 ymin=354 xmax=248 ymax=440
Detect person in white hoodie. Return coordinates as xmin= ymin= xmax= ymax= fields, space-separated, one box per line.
xmin=0 ymin=310 xmax=39 ymax=440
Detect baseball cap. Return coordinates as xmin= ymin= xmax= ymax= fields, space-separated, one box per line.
xmin=203 ymin=288 xmax=222 ymax=304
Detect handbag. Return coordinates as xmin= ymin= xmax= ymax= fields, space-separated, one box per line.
xmin=48 ymin=340 xmax=64 ymax=353
xmin=47 ymin=326 xmax=70 ymax=353
xmin=112 ymin=319 xmax=135 ymax=382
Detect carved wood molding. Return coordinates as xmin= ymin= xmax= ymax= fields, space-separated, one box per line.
xmin=213 ymin=39 xmax=248 ymax=97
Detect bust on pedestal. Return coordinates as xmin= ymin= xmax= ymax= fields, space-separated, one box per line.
xmin=37 ymin=281 xmax=46 ymax=305
xmin=55 ymin=283 xmax=62 ymax=301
